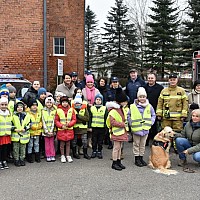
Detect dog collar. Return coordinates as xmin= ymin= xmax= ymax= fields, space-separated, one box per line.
xmin=152 ymin=140 xmax=169 ymax=150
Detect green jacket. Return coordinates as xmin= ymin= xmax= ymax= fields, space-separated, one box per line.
xmin=175 ymin=121 xmax=200 ymax=154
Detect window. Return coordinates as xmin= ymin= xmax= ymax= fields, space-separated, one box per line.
xmin=53 ymin=37 xmax=66 ymax=55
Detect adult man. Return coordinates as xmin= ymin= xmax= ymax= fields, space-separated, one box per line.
xmin=125 ymin=69 xmax=146 ymax=104
xmin=156 ymin=73 xmax=188 ymax=132
xmin=22 ymin=81 xmax=40 ymax=107
xmin=146 ymin=73 xmax=164 ymax=144
xmin=55 ymin=73 xmax=76 ymax=100
xmin=70 ymin=71 xmax=79 ymax=87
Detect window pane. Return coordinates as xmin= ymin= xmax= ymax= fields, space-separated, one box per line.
xmin=54 ymin=38 xmax=59 ymax=45
xmin=60 ymin=47 xmax=64 ymax=54
xmin=60 ymin=38 xmax=64 ymax=46
xmin=55 ymin=47 xmax=59 ymax=54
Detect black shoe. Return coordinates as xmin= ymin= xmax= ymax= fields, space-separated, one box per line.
xmin=97 ymin=152 xmax=103 ymax=159
xmin=3 ymin=161 xmax=9 ymax=169
xmin=20 ymin=160 xmax=26 ymax=166
xmin=83 ymin=148 xmax=91 ymax=160
xmin=117 ymin=159 xmax=125 ymax=169
xmin=91 ymin=151 xmax=97 ymax=158
xmin=112 ymin=161 xmax=122 ymax=171
xmin=14 ymin=160 xmax=21 ymax=167
xmin=26 ymin=153 xmax=34 ymax=163
xmin=0 ymin=161 xmax=4 ymax=170
xmin=135 ymin=156 xmax=143 ymax=167
xmin=35 ymin=153 xmax=41 ymax=163
xmin=139 ymin=156 xmax=147 ymax=166
xmin=72 ymin=147 xmax=80 ymax=159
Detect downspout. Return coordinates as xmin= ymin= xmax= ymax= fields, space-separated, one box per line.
xmin=43 ymin=0 xmax=47 ymax=88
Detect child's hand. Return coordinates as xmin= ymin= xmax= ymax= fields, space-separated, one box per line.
xmin=62 ymin=125 xmax=67 ymax=129
xmin=15 ymin=129 xmax=20 ymax=132
xmin=21 ymin=129 xmax=25 ymax=132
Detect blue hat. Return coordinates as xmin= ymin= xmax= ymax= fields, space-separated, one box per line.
xmin=95 ymin=93 xmax=103 ymax=102
xmin=0 ymin=84 xmax=9 ymax=97
xmin=111 ymin=77 xmax=119 ymax=82
xmin=85 ymin=70 xmax=92 ymax=75
xmin=71 ymin=72 xmax=78 ymax=77
xmin=38 ymin=87 xmax=47 ymax=97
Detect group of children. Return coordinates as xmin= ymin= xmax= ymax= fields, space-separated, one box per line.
xmin=0 ymin=82 xmax=156 ymax=171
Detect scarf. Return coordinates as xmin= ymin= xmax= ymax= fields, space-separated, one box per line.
xmin=85 ymin=86 xmax=96 ymax=105
xmin=190 ymin=121 xmax=200 ymax=130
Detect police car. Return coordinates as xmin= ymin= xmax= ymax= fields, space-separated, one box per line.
xmin=0 ymin=74 xmax=31 ymax=99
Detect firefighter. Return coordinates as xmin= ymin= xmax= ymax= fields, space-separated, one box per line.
xmin=156 ymin=73 xmax=188 ymax=132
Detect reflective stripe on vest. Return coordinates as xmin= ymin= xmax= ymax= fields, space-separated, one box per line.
xmin=42 ymin=109 xmax=57 ymax=131
xmin=74 ymin=109 xmax=87 ymax=129
xmin=0 ymin=114 xmax=12 ymax=136
xmin=106 ymin=109 xmax=125 ymax=136
xmin=130 ymin=104 xmax=152 ymax=132
xmin=57 ymin=108 xmax=73 ymax=130
xmin=90 ymin=106 xmax=106 ymax=128
xmin=122 ymin=106 xmax=129 ymax=131
xmin=11 ymin=113 xmax=31 ymax=144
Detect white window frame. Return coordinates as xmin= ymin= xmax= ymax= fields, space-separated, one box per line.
xmin=53 ymin=37 xmax=66 ymax=56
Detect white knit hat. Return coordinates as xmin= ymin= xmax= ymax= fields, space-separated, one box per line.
xmin=45 ymin=97 xmax=55 ymax=104
xmin=0 ymin=97 xmax=8 ymax=104
xmin=74 ymin=94 xmax=83 ymax=104
xmin=137 ymin=87 xmax=147 ymax=97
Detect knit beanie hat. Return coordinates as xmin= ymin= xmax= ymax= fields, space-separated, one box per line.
xmin=6 ymin=84 xmax=16 ymax=93
xmin=95 ymin=93 xmax=103 ymax=102
xmin=28 ymin=99 xmax=38 ymax=108
xmin=137 ymin=87 xmax=147 ymax=97
xmin=14 ymin=101 xmax=25 ymax=111
xmin=55 ymin=91 xmax=65 ymax=97
xmin=60 ymin=96 xmax=70 ymax=104
xmin=0 ymin=84 xmax=9 ymax=96
xmin=38 ymin=87 xmax=47 ymax=97
xmin=115 ymin=88 xmax=128 ymax=103
xmin=86 ymin=75 xmax=94 ymax=83
xmin=45 ymin=96 xmax=55 ymax=105
xmin=193 ymin=79 xmax=200 ymax=90
xmin=0 ymin=97 xmax=8 ymax=104
xmin=74 ymin=94 xmax=83 ymax=104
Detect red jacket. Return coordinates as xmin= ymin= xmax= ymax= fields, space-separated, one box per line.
xmin=55 ymin=104 xmax=76 ymax=141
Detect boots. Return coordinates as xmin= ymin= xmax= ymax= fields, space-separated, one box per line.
xmin=72 ymin=147 xmax=80 ymax=159
xmin=97 ymin=151 xmax=103 ymax=159
xmin=35 ymin=153 xmax=41 ymax=163
xmin=14 ymin=160 xmax=21 ymax=167
xmin=112 ymin=160 xmax=122 ymax=171
xmin=26 ymin=153 xmax=34 ymax=163
xmin=83 ymin=148 xmax=90 ymax=159
xmin=117 ymin=159 xmax=125 ymax=169
xmin=91 ymin=151 xmax=97 ymax=158
xmin=139 ymin=156 xmax=147 ymax=166
xmin=135 ymin=156 xmax=143 ymax=167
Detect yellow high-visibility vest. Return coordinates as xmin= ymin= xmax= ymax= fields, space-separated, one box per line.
xmin=90 ymin=106 xmax=106 ymax=128
xmin=74 ymin=109 xmax=87 ymax=129
xmin=0 ymin=112 xmax=12 ymax=136
xmin=130 ymin=104 xmax=152 ymax=132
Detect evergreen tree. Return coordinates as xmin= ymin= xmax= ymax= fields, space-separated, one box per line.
xmin=180 ymin=0 xmax=200 ymax=69
xmin=85 ymin=5 xmax=99 ymax=70
xmin=101 ymin=0 xmax=138 ymax=77
xmin=145 ymin=0 xmax=180 ymax=77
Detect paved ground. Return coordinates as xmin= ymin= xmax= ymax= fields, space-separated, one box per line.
xmin=1 ymin=142 xmax=200 ymax=200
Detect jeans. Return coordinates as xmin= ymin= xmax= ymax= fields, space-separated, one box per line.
xmin=175 ymin=137 xmax=200 ymax=162
xmin=28 ymin=136 xmax=40 ymax=154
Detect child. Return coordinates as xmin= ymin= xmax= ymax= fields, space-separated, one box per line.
xmin=54 ymin=92 xmax=65 ymax=106
xmin=0 ymin=97 xmax=12 ymax=170
xmin=128 ymin=87 xmax=156 ymax=167
xmin=71 ymin=94 xmax=90 ymax=159
xmin=89 ymin=94 xmax=108 ymax=159
xmin=7 ymin=84 xmax=18 ymax=114
xmin=106 ymin=88 xmax=128 ymax=170
xmin=12 ymin=102 xmax=31 ymax=166
xmin=42 ymin=97 xmax=57 ymax=162
xmin=27 ymin=99 xmax=42 ymax=163
xmin=55 ymin=96 xmax=76 ymax=163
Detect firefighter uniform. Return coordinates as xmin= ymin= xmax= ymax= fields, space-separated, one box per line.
xmin=156 ymin=85 xmax=188 ymax=131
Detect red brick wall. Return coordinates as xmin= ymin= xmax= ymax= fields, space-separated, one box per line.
xmin=0 ymin=0 xmax=85 ymax=92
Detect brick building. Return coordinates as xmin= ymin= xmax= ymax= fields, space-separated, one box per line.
xmin=0 ymin=0 xmax=85 ymax=92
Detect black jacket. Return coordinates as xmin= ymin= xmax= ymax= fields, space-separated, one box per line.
xmin=22 ymin=86 xmax=38 ymax=107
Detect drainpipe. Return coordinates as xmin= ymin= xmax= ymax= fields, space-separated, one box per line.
xmin=43 ymin=0 xmax=47 ymax=88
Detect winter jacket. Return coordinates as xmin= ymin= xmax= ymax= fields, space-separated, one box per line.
xmin=55 ymin=104 xmax=76 ymax=141
xmin=106 ymin=86 xmax=122 ymax=102
xmin=128 ymin=99 xmax=156 ymax=136
xmin=125 ymin=77 xmax=146 ymax=104
xmin=55 ymin=82 xmax=76 ymax=98
xmin=175 ymin=121 xmax=200 ymax=154
xmin=22 ymin=86 xmax=38 ymax=107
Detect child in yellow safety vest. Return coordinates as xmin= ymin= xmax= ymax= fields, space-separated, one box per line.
xmin=127 ymin=87 xmax=156 ymax=167
xmin=27 ymin=99 xmax=43 ymax=163
xmin=11 ymin=102 xmax=31 ymax=167
xmin=106 ymin=88 xmax=129 ymax=171
xmin=42 ymin=97 xmax=57 ymax=162
xmin=89 ymin=94 xmax=108 ymax=159
xmin=0 ymin=97 xmax=12 ymax=170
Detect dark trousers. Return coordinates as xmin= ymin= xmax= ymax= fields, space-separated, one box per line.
xmin=146 ymin=120 xmax=158 ymax=145
xmin=92 ymin=128 xmax=105 ymax=152
xmin=0 ymin=144 xmax=8 ymax=161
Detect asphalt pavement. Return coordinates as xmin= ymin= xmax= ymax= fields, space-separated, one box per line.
xmin=1 ymin=142 xmax=200 ymax=200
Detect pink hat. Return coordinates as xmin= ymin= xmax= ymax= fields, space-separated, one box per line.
xmin=86 ymin=75 xmax=94 ymax=83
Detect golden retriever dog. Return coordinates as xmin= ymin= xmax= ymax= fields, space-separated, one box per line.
xmin=148 ymin=126 xmax=178 ymax=175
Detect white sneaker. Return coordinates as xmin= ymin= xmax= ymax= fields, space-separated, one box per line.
xmin=61 ymin=155 xmax=66 ymax=163
xmin=66 ymin=156 xmax=73 ymax=163
xmin=46 ymin=157 xmax=51 ymax=162
xmin=51 ymin=156 xmax=56 ymax=162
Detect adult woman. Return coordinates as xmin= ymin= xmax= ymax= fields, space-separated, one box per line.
xmin=175 ymin=109 xmax=200 ymax=169
xmin=97 ymin=77 xmax=108 ymax=105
